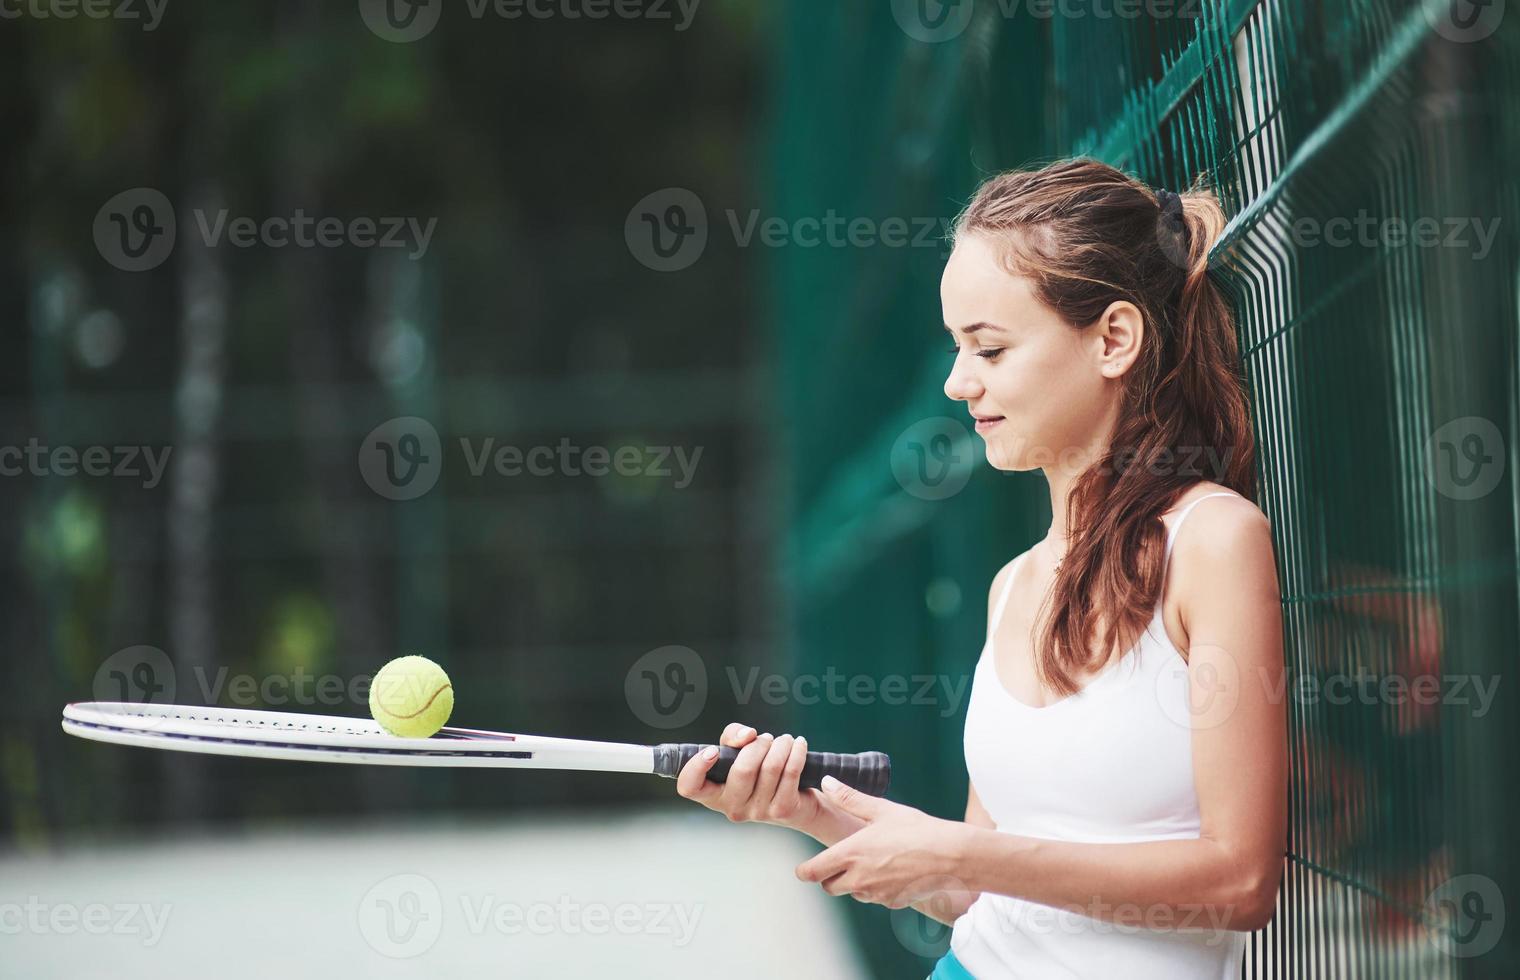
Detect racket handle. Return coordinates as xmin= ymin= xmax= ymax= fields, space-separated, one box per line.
xmin=652 ymin=743 xmax=891 ymax=797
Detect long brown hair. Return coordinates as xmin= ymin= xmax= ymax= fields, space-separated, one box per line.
xmin=952 ymin=157 xmax=1256 ymax=693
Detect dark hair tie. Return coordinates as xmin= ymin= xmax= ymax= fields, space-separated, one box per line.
xmin=1156 ymin=188 xmax=1184 ymax=222
xmin=1154 ymin=187 xmax=1190 ymax=269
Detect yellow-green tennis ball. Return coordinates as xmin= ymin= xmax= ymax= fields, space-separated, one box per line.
xmin=369 ymin=655 xmax=453 ymax=738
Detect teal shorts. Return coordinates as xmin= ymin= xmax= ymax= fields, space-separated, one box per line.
xmin=927 ymin=948 xmax=975 ymax=980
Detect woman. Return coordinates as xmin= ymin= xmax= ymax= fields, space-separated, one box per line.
xmin=677 ymin=158 xmax=1287 ymax=979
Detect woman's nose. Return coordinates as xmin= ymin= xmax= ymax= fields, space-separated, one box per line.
xmin=944 ymin=357 xmax=982 ymax=402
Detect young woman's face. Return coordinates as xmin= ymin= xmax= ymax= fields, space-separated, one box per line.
xmin=940 ymin=232 xmax=1126 ymax=473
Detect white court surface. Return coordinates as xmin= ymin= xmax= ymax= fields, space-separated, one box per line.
xmin=2 ymin=808 xmax=874 ymax=979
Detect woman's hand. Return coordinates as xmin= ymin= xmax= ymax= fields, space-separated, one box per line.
xmin=674 ymin=723 xmax=865 ymax=844
xmin=795 ymin=776 xmax=976 ymax=909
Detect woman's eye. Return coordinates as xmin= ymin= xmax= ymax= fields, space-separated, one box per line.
xmin=977 ymin=348 xmax=1005 ymax=360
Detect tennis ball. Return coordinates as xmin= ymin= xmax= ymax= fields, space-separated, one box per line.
xmin=369 ymin=655 xmax=453 ymax=738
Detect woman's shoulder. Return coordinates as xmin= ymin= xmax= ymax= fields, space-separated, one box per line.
xmin=1161 ymin=480 xmax=1264 ymax=523
xmin=986 ymin=547 xmax=1034 ymax=613
xmin=1165 ymin=482 xmax=1278 ymax=616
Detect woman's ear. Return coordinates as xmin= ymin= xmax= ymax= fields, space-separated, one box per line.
xmin=1094 ymin=300 xmax=1145 ymax=379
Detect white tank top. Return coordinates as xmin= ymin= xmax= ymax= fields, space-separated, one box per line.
xmin=950 ymin=491 xmax=1249 ymax=979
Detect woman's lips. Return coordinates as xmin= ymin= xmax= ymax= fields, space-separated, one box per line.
xmin=973 ymin=416 xmax=1004 ymax=433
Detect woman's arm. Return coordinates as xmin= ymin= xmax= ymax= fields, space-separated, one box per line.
xmin=797 ymin=502 xmax=1287 ymax=933
xmin=945 ymin=503 xmax=1288 ymax=930
xmin=908 ymin=783 xmax=994 ymax=925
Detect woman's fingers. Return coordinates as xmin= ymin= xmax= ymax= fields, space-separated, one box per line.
xmin=675 ymin=744 xmax=724 ymax=803
xmin=751 ymin=734 xmax=795 ymax=813
xmin=718 ymin=732 xmax=773 ymax=815
xmin=674 ymin=724 xmax=814 ymax=829
xmin=770 ymin=735 xmax=809 ymax=818
xmin=720 ymin=722 xmax=757 ymax=748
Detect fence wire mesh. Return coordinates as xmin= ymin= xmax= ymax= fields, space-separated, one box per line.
xmin=774 ymin=2 xmax=1518 ymax=977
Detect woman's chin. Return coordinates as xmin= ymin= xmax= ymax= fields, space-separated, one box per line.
xmin=981 ymin=443 xmax=1025 ymax=472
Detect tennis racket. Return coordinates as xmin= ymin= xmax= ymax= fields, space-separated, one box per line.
xmin=61 ymin=702 xmax=892 ymax=796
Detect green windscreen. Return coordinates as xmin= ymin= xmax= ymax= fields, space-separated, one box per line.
xmin=771 ymin=2 xmax=1518 ymax=978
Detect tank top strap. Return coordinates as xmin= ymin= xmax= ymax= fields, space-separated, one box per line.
xmin=1163 ymin=491 xmax=1243 ymax=562
xmin=986 ymin=552 xmax=1025 ymax=640
xmin=987 ymin=491 xmax=1241 ymax=642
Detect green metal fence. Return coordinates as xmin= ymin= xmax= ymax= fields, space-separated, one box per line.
xmin=772 ymin=2 xmax=1518 ymax=978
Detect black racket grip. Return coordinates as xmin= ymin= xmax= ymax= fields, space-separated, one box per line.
xmin=653 ymin=743 xmax=891 ymax=797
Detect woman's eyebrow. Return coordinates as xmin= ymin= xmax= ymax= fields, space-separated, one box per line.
xmin=943 ymin=321 xmax=1005 ymax=336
